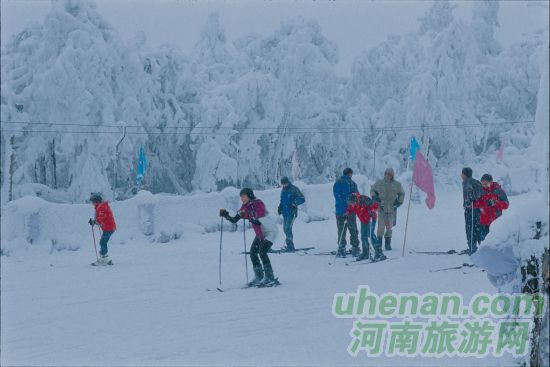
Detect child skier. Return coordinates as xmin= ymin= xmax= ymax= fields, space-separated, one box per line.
xmin=88 ymin=192 xmax=116 ymax=265
xmin=345 ymin=192 xmax=387 ymax=262
xmin=219 ymin=188 xmax=279 ymax=287
xmin=473 ymin=174 xmax=509 ymax=242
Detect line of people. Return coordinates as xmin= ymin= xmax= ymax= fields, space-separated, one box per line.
xmin=86 ymin=165 xmax=509 ymax=283
xmin=333 ymin=167 xmax=404 ymax=261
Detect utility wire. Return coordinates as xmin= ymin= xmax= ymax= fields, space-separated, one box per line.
xmin=0 ymin=119 xmax=536 ymax=136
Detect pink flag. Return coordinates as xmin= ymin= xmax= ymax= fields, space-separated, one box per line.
xmin=496 ymin=143 xmax=504 ymax=162
xmin=412 ymin=151 xmax=436 ymax=209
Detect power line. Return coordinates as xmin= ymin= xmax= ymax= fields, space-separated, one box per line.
xmin=0 ymin=119 xmax=536 ymax=136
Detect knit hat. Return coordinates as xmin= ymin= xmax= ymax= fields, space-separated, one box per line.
xmin=239 ymin=188 xmax=256 ymax=200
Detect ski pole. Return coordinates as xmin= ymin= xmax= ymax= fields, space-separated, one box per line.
xmin=330 ymin=218 xmax=348 ymax=265
xmin=219 ymin=217 xmax=224 ymax=288
xmin=91 ymin=225 xmax=99 ymax=260
xmin=243 ymin=220 xmax=249 ymax=283
xmin=470 ymin=203 xmax=474 ymax=255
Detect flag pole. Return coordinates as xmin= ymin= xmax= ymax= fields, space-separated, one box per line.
xmin=402 ymin=176 xmax=414 ymax=257
xmin=402 ymin=139 xmax=414 ymax=257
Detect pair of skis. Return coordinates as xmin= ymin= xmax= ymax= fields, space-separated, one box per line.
xmin=240 ymin=247 xmax=315 ymax=255
xmin=429 ymin=263 xmax=479 ymax=273
xmin=410 ymin=249 xmax=469 ymax=256
xmin=207 ymin=278 xmax=281 ymax=292
xmin=91 ymin=259 xmax=114 ymax=266
xmin=345 ymin=256 xmax=396 ymax=266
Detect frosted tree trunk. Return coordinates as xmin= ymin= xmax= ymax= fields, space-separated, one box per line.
xmin=533 ymin=35 xmax=549 ymax=204
xmin=51 ymin=139 xmax=57 ymax=189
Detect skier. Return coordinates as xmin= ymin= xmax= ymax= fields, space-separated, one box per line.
xmin=345 ymin=193 xmax=387 ymax=262
xmin=370 ymin=167 xmax=404 ymax=251
xmin=333 ymin=168 xmax=360 ymax=257
xmin=473 ymin=173 xmax=509 ymax=242
xmin=461 ymin=167 xmax=483 ymax=255
xmin=277 ymin=177 xmax=305 ymax=252
xmin=219 ymin=188 xmax=279 ymax=286
xmin=88 ymin=192 xmax=116 ymax=265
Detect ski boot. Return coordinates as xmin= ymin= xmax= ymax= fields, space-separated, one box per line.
xmin=350 ymin=246 xmax=361 ymax=258
xmin=92 ymin=254 xmax=113 ymax=266
xmin=247 ymin=266 xmax=264 ymax=287
xmin=373 ymin=246 xmax=387 ymax=262
xmin=280 ymin=242 xmax=296 ymax=253
xmin=258 ymin=265 xmax=279 ymax=287
xmin=356 ymin=243 xmax=370 ymax=261
xmin=336 ymin=246 xmax=347 ymax=258
xmin=384 ymin=237 xmax=392 ymax=251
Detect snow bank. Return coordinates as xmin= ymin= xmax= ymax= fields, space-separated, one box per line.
xmin=471 ymin=191 xmax=548 ymax=293
xmin=0 ymin=181 xmax=352 ymax=255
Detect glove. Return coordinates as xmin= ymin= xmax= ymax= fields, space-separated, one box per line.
xmin=219 ymin=209 xmax=228 ymax=217
xmin=88 ymin=218 xmax=96 ymax=226
xmin=393 ymin=199 xmax=402 ymax=209
xmin=487 ymin=199 xmax=496 ymax=207
xmin=290 ymin=203 xmax=297 ymax=209
xmin=277 ymin=206 xmax=282 ymax=215
xmin=249 ymin=218 xmax=262 ymax=226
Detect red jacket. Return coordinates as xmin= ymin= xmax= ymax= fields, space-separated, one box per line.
xmin=473 ymin=182 xmax=509 ymax=226
xmin=94 ymin=202 xmax=117 ymax=232
xmin=345 ymin=193 xmax=379 ymax=224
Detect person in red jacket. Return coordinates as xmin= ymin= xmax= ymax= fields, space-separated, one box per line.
xmin=88 ymin=192 xmax=117 ymax=265
xmin=473 ymin=174 xmax=509 ymax=242
xmin=345 ymin=193 xmax=386 ymax=262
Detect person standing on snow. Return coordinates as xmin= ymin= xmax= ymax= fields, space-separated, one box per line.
xmin=370 ymin=167 xmax=404 ymax=252
xmin=220 ymin=188 xmax=279 ymax=286
xmin=333 ymin=168 xmax=360 ymax=258
xmin=88 ymin=192 xmax=116 ymax=265
xmin=345 ymin=193 xmax=387 ymax=262
xmin=474 ymin=173 xmax=509 ymax=242
xmin=461 ymin=167 xmax=483 ymax=255
xmin=277 ymin=177 xmax=305 ymax=252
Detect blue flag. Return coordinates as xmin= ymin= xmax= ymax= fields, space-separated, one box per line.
xmin=136 ymin=146 xmax=147 ymax=185
xmin=409 ymin=137 xmax=421 ymax=161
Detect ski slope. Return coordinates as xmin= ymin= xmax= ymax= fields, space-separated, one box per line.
xmin=1 ymin=188 xmax=519 ymax=366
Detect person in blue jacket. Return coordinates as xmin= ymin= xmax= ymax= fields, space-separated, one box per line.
xmin=278 ymin=177 xmax=305 ymax=252
xmin=333 ymin=168 xmax=360 ymax=257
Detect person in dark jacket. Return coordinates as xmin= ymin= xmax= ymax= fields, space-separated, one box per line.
xmin=474 ymin=174 xmax=509 ymax=242
xmin=333 ymin=168 xmax=360 ymax=257
xmin=461 ymin=167 xmax=483 ymax=255
xmin=277 ymin=177 xmax=305 ymax=252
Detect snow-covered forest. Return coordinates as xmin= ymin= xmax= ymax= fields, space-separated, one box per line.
xmin=1 ymin=0 xmax=547 ymax=202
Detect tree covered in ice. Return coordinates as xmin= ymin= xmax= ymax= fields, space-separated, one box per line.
xmin=1 ymin=0 xmax=547 ymax=202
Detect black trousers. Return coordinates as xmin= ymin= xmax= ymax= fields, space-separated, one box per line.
xmin=250 ymin=237 xmax=274 ymax=273
xmin=336 ymin=214 xmax=359 ymax=247
xmin=464 ymin=207 xmax=481 ymax=253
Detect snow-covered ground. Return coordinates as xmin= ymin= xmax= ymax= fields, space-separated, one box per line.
xmin=1 ymin=185 xmax=529 ymax=366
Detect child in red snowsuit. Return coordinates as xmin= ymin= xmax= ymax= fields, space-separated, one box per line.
xmin=89 ymin=192 xmax=116 ymax=265
xmin=473 ymin=174 xmax=509 ymax=242
xmin=346 ymin=193 xmax=386 ymax=261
